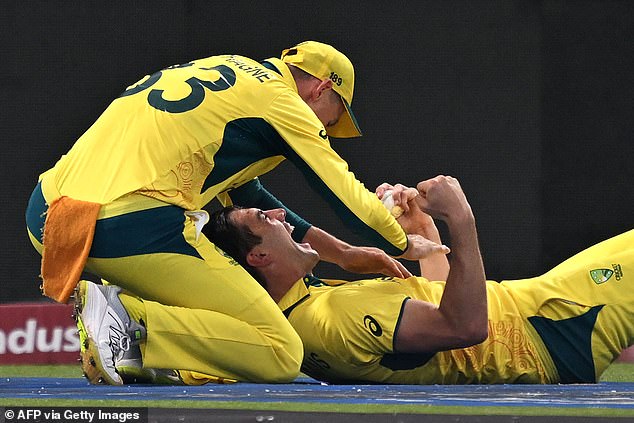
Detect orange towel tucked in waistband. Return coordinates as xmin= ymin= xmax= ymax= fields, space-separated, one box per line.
xmin=41 ymin=196 xmax=101 ymax=303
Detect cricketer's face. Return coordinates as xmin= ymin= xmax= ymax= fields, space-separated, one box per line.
xmin=307 ymin=85 xmax=346 ymax=131
xmin=230 ymin=208 xmax=319 ymax=264
xmin=322 ymin=90 xmax=346 ymax=130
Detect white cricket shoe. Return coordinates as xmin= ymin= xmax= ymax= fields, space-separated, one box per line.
xmin=74 ymin=280 xmax=145 ymax=385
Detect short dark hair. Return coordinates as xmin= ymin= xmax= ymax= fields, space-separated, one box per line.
xmin=287 ymin=64 xmax=319 ymax=82
xmin=205 ymin=206 xmax=267 ymax=288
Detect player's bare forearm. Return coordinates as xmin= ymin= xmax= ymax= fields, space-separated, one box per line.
xmin=396 ymin=202 xmax=449 ymax=280
xmin=302 ymin=226 xmax=411 ymax=278
xmin=439 ymin=213 xmax=487 ymax=347
xmin=376 ymin=182 xmax=450 ymax=277
xmin=416 ymin=176 xmax=487 ymax=348
xmin=391 ymin=207 xmax=486 ymax=354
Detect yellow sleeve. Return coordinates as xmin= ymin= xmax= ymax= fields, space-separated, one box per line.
xmin=265 ymin=91 xmax=407 ymax=255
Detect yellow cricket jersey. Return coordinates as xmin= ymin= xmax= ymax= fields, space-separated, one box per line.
xmin=278 ymin=275 xmax=555 ymax=384
xmin=279 ymin=229 xmax=634 ymax=385
xmin=40 ymin=55 xmax=407 ymax=255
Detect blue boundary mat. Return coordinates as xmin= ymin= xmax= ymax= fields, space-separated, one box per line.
xmin=2 ymin=378 xmax=634 ymax=409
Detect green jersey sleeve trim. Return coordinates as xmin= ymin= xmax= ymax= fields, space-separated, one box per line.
xmin=203 ymin=117 xmax=405 ymax=255
xmin=228 ymin=178 xmax=312 ymax=242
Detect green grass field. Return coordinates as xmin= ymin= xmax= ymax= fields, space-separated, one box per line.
xmin=2 ymin=363 xmax=634 ymax=417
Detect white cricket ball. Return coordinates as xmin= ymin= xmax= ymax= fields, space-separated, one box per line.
xmin=381 ymin=190 xmax=404 ymax=218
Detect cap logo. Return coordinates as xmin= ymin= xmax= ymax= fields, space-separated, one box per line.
xmin=329 ymin=71 xmax=343 ymax=86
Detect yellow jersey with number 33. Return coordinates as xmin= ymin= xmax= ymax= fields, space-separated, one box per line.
xmin=40 ymin=55 xmax=407 ymax=255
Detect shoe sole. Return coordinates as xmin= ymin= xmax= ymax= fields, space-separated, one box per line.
xmin=74 ymin=281 xmax=123 ymax=385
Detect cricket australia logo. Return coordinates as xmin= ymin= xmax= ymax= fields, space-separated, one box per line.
xmin=589 ymin=268 xmax=614 ymax=284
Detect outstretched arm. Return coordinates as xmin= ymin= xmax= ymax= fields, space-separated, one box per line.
xmin=229 ymin=179 xmax=412 ymax=278
xmin=302 ymin=226 xmax=412 ymax=278
xmin=393 ymin=176 xmax=488 ymax=353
